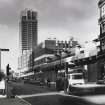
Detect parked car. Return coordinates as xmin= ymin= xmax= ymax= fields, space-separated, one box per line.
xmin=0 ymin=79 xmax=5 ymax=95
xmin=68 ymin=73 xmax=85 ymax=85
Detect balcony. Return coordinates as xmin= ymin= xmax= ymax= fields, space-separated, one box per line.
xmin=98 ymin=15 xmax=105 ymax=24
xmin=98 ymin=0 xmax=105 ymax=6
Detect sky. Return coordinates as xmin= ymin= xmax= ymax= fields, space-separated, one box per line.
xmin=0 ymin=0 xmax=100 ymax=71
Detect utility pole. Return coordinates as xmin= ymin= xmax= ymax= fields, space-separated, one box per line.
xmin=0 ymin=49 xmax=1 ymax=72
xmin=59 ymin=51 xmax=62 ymax=72
xmin=65 ymin=62 xmax=68 ymax=77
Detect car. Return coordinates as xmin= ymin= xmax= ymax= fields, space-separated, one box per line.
xmin=96 ymin=79 xmax=104 ymax=84
xmin=68 ymin=73 xmax=85 ymax=85
xmin=0 ymin=79 xmax=5 ymax=95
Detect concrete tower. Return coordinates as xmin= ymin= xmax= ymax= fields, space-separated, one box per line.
xmin=19 ymin=9 xmax=38 ymax=54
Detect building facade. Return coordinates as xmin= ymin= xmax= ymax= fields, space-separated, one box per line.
xmin=18 ymin=9 xmax=38 ymax=77
xmin=19 ymin=9 xmax=38 ymax=54
xmin=97 ymin=0 xmax=105 ymax=82
xmin=98 ymin=0 xmax=105 ymax=52
xmin=18 ymin=37 xmax=99 ymax=84
xmin=32 ymin=38 xmax=80 ymax=83
xmin=72 ymin=41 xmax=99 ymax=82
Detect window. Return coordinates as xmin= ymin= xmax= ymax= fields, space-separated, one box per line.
xmin=101 ymin=5 xmax=105 ymax=16
xmin=80 ymin=50 xmax=84 ymax=54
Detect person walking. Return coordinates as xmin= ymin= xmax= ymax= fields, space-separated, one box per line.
xmin=63 ymin=76 xmax=69 ymax=94
xmin=56 ymin=76 xmax=61 ymax=91
xmin=47 ymin=78 xmax=50 ymax=88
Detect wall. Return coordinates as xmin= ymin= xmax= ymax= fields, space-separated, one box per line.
xmin=87 ymin=62 xmax=98 ymax=82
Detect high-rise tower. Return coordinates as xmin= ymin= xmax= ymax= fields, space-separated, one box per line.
xmin=19 ymin=9 xmax=38 ymax=54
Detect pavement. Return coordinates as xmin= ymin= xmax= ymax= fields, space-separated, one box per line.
xmin=0 ymin=97 xmax=31 ymax=105
xmin=82 ymin=95 xmax=105 ymax=105
xmin=69 ymin=83 xmax=105 ymax=96
xmin=72 ymin=83 xmax=105 ymax=88
xmin=0 ymin=81 xmax=57 ymax=105
xmin=0 ymin=91 xmax=105 ymax=105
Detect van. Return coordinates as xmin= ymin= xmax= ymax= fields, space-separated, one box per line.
xmin=68 ymin=73 xmax=84 ymax=85
xmin=0 ymin=79 xmax=5 ymax=95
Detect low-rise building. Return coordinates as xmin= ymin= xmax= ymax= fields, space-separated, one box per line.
xmin=73 ymin=41 xmax=99 ymax=83
xmin=18 ymin=50 xmax=34 ymax=78
xmin=18 ymin=37 xmax=100 ymax=84
xmin=33 ymin=38 xmax=80 ymax=83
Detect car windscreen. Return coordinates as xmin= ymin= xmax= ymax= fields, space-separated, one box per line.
xmin=72 ymin=74 xmax=83 ymax=79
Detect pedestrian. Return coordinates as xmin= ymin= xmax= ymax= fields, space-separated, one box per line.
xmin=56 ymin=77 xmax=59 ymax=91
xmin=47 ymin=78 xmax=50 ymax=87
xmin=63 ymin=76 xmax=69 ymax=94
xmin=61 ymin=77 xmax=64 ymax=90
xmin=103 ymin=75 xmax=105 ymax=84
xmin=11 ymin=87 xmax=16 ymax=98
xmin=56 ymin=76 xmax=63 ymax=91
xmin=40 ymin=78 xmax=44 ymax=87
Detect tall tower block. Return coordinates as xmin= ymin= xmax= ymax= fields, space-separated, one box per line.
xmin=19 ymin=9 xmax=38 ymax=54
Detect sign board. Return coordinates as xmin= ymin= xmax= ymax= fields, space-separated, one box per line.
xmin=1 ymin=49 xmax=9 ymax=51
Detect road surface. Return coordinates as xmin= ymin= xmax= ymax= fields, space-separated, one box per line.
xmin=0 ymin=81 xmax=105 ymax=105
xmin=22 ymin=93 xmax=96 ymax=105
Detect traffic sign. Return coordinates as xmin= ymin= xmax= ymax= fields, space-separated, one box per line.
xmin=0 ymin=49 xmax=9 ymax=51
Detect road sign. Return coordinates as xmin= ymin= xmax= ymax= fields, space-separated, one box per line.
xmin=0 ymin=49 xmax=9 ymax=51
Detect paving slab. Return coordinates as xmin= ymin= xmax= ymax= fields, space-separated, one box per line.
xmin=82 ymin=95 xmax=105 ymax=104
xmin=0 ymin=97 xmax=31 ymax=105
xmin=72 ymin=84 xmax=105 ymax=88
xmin=69 ymin=84 xmax=105 ymax=96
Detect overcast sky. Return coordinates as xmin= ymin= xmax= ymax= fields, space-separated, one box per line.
xmin=0 ymin=0 xmax=100 ymax=71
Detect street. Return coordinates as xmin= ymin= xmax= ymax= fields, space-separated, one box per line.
xmin=0 ymin=0 xmax=105 ymax=105
xmin=1 ymin=81 xmax=105 ymax=105
xmin=3 ymin=81 xmax=105 ymax=105
xmin=9 ymin=81 xmax=56 ymax=95
xmin=23 ymin=94 xmax=95 ymax=105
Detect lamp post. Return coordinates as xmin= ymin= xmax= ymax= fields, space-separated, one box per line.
xmin=0 ymin=49 xmax=1 ymax=72
xmin=59 ymin=50 xmax=62 ymax=72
